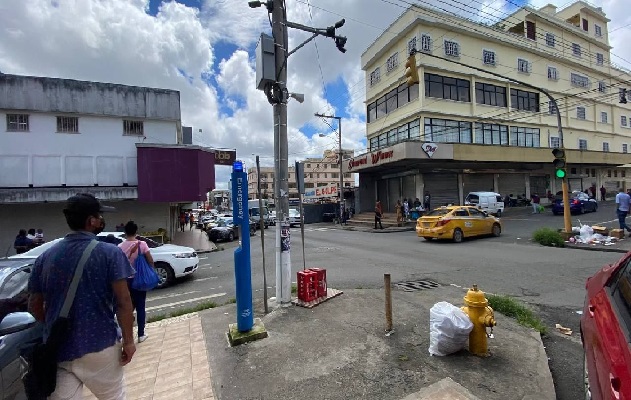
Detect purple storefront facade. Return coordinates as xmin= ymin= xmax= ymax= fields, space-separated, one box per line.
xmin=136 ymin=144 xmax=216 ymax=203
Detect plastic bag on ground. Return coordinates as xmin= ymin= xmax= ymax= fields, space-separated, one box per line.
xmin=579 ymin=224 xmax=594 ymax=241
xmin=428 ymin=301 xmax=474 ymax=356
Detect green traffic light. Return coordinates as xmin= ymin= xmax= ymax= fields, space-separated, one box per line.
xmin=556 ymin=169 xmax=566 ymax=179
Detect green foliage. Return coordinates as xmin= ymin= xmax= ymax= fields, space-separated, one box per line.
xmin=532 ymin=228 xmax=565 ymax=247
xmin=291 ymin=284 xmax=297 ymax=294
xmin=488 ymin=294 xmax=547 ymax=334
xmin=146 ymin=300 xmax=218 ymax=323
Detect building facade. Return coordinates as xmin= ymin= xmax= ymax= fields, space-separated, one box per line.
xmin=353 ymin=1 xmax=631 ymax=212
xmin=0 ymin=74 xmax=216 ymax=252
xmin=247 ymin=149 xmax=355 ymax=201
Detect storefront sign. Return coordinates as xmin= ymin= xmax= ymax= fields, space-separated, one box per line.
xmin=422 ymin=142 xmax=438 ymax=158
xmin=214 ymin=150 xmax=237 ymax=165
xmin=304 ymin=183 xmax=338 ymax=199
xmin=347 ymin=147 xmax=398 ymax=171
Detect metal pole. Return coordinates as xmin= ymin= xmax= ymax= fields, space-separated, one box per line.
xmin=338 ymin=117 xmax=343 ymax=225
xmin=384 ymin=274 xmax=392 ymax=332
xmin=273 ymin=0 xmax=292 ymax=305
xmin=552 ymin=100 xmax=572 ymax=234
xmin=256 ymin=156 xmax=269 ymax=314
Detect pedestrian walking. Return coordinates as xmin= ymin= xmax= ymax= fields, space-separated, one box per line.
xmin=189 ymin=213 xmax=195 ymax=230
xmin=374 ymin=200 xmax=384 ymax=230
xmin=119 ymin=221 xmax=156 ymax=343
xmin=600 ymin=185 xmax=607 ymax=201
xmin=395 ymin=200 xmax=403 ymax=226
xmin=179 ymin=213 xmax=186 ymax=232
xmin=423 ymin=191 xmax=431 ymax=212
xmin=413 ymin=197 xmax=421 ymax=210
xmin=403 ymin=198 xmax=410 ymax=221
xmin=27 ymin=193 xmax=135 ymax=399
xmin=13 ymin=229 xmax=32 ymax=254
xmin=615 ymin=188 xmax=631 ymax=236
xmin=531 ymin=193 xmax=541 ymax=214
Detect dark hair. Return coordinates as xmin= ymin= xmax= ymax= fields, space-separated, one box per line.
xmin=64 ymin=211 xmax=90 ymax=231
xmin=28 ymin=228 xmax=35 ymax=235
xmin=17 ymin=229 xmax=27 ymax=237
xmin=124 ymin=221 xmax=138 ymax=236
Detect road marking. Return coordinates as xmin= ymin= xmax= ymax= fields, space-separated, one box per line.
xmin=194 ymin=277 xmax=218 ymax=282
xmin=145 ymin=293 xmax=226 ymax=311
xmin=146 ymin=291 xmax=200 ymax=302
xmin=198 ymin=256 xmax=208 ymax=260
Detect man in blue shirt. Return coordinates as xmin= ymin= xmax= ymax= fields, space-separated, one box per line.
xmin=615 ymin=187 xmax=631 ymax=236
xmin=28 ymin=193 xmax=136 ymax=399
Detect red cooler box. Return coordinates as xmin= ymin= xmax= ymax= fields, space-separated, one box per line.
xmin=308 ymin=268 xmax=327 ymax=298
xmin=297 ymin=270 xmax=318 ymax=302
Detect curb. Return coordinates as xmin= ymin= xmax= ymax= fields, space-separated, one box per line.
xmin=339 ymin=226 xmax=415 ymax=233
xmin=564 ymin=243 xmax=629 ymax=254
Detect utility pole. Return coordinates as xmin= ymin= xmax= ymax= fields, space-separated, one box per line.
xmin=272 ymin=0 xmax=291 ymax=305
xmin=256 ymin=155 xmax=269 ymax=313
xmin=315 ymin=113 xmax=343 ymax=223
xmin=250 ymin=0 xmax=347 ymax=306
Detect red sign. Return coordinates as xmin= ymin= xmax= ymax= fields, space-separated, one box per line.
xmin=347 ymin=148 xmax=395 ymax=171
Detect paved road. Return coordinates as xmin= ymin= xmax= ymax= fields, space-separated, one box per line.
xmin=146 ymin=202 xmax=625 ymax=399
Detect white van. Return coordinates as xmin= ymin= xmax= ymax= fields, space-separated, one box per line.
xmin=465 ymin=192 xmax=504 ymax=217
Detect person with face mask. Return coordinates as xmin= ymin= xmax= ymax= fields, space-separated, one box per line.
xmin=28 ymin=193 xmax=136 ymax=399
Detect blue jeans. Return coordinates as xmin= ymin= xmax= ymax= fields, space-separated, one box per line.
xmin=617 ymin=209 xmax=631 ymax=232
xmin=128 ymin=282 xmax=147 ymax=337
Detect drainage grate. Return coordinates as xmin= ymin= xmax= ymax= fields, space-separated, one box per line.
xmin=394 ymin=279 xmax=441 ymax=292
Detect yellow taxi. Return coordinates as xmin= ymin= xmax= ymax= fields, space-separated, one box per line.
xmin=416 ymin=206 xmax=502 ymax=243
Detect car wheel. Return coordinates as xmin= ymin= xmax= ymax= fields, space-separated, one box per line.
xmin=423 ymin=237 xmax=433 ymax=241
xmin=552 ymin=211 xmax=559 ymax=216
xmin=228 ymin=232 xmax=234 ymax=242
xmin=583 ymin=352 xmax=592 ymax=400
xmin=496 ymin=210 xmax=502 ymax=217
xmin=154 ymin=262 xmax=174 ymax=289
xmin=579 ymin=206 xmax=584 ymax=214
xmin=453 ymin=228 xmax=463 ymax=243
xmin=491 ymin=223 xmax=501 ymax=237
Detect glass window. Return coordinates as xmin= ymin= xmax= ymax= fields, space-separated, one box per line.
xmin=424 ymin=118 xmax=471 ymax=143
xmin=421 ymin=34 xmax=432 ymax=52
xmin=482 ymin=50 xmax=496 ymax=66
xmin=6 ymin=114 xmax=30 ymax=132
xmin=517 ymin=58 xmax=530 ymax=73
xmin=601 ymin=112 xmax=608 ymax=123
xmin=622 ymin=116 xmax=627 ymax=127
xmin=386 ymin=53 xmax=399 ymax=73
xmin=474 ymin=123 xmax=508 ymax=145
xmin=579 ymin=139 xmax=588 ymax=150
xmin=398 ymin=124 xmax=409 ymax=142
xmin=548 ymin=101 xmax=557 ymax=115
xmin=408 ymin=36 xmax=417 ymax=54
xmin=369 ymin=137 xmax=379 ymax=151
xmin=596 ymin=53 xmax=604 ymax=66
xmin=444 ymin=40 xmax=459 ymax=57
xmin=369 ymin=68 xmax=380 ymax=86
xmin=57 ymin=116 xmax=79 ymax=133
xmin=547 ymin=66 xmax=558 ymax=80
xmin=387 ymin=129 xmax=397 ymax=145
xmin=509 ymin=126 xmax=540 ymax=148
xmin=510 ymin=89 xmax=539 ymax=112
xmin=571 ymin=73 xmax=590 ymax=88
xmin=409 ymin=119 xmax=420 ymax=140
xmin=475 ymin=82 xmax=506 ymax=107
xmin=598 ymin=81 xmax=606 ymax=93
xmin=550 ymin=137 xmax=560 ymax=148
xmin=424 ymin=73 xmax=470 ymax=102
xmin=376 ymin=97 xmax=386 ymax=119
xmin=378 ymin=133 xmax=387 ymax=149
xmin=603 ymin=142 xmax=610 ymax=152
xmin=398 ymin=85 xmax=409 ymax=107
xmin=367 ymin=103 xmax=377 ymax=123
xmin=545 ymin=33 xmax=555 ymax=47
xmin=385 ymin=89 xmax=397 ymax=113
xmin=409 ymin=83 xmax=419 ymax=101
xmin=595 ymin=25 xmax=602 ymax=37
xmin=577 ymin=107 xmax=586 ymax=120
xmin=624 ymin=144 xmax=628 ymax=153
xmin=572 ymin=43 xmax=581 ymax=57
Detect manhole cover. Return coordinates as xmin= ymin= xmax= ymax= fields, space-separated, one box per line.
xmin=394 ymin=279 xmax=440 ymax=292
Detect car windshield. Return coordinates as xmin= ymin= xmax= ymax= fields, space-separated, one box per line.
xmin=289 ymin=209 xmax=300 ymax=216
xmin=425 ymin=209 xmax=452 ymax=217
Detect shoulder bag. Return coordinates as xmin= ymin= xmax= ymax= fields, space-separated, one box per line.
xmin=25 ymin=239 xmax=98 ymax=399
xmin=131 ymin=242 xmax=160 ymax=291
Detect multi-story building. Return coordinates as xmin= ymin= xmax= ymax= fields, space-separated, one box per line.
xmin=247 ymin=149 xmax=355 ymax=200
xmin=351 ymin=1 xmax=631 ymax=212
xmin=0 ymin=74 xmax=217 ymax=251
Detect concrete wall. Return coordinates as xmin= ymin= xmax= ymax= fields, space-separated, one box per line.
xmin=0 ymin=200 xmax=170 ymax=257
xmin=0 ymin=112 xmax=177 ymax=188
xmin=0 ymin=74 xmax=180 ymax=120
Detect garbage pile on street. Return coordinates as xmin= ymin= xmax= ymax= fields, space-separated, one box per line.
xmin=567 ymin=223 xmax=621 ymax=246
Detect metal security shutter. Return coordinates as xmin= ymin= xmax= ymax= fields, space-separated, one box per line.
xmin=423 ymin=173 xmax=459 ymax=208
xmin=498 ymin=174 xmax=526 ymax=198
xmin=568 ymin=178 xmax=585 ymax=192
xmin=462 ymin=174 xmax=495 ymax=196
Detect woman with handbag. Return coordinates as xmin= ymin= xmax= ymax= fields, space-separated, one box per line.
xmin=118 ymin=221 xmax=156 ymax=343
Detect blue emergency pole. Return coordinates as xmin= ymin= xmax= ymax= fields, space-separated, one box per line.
xmin=231 ymin=160 xmax=254 ymax=332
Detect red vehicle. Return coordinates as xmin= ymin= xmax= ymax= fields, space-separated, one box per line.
xmin=581 ymin=253 xmax=631 ymax=399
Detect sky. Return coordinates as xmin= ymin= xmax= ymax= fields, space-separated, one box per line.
xmin=1 ymin=0 xmax=630 ymax=189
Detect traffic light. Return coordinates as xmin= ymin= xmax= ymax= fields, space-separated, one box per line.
xmin=404 ymin=54 xmax=419 ymax=86
xmin=552 ymin=148 xmax=566 ymax=179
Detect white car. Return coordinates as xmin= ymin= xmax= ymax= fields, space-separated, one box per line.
xmin=288 ymin=209 xmax=302 ymax=227
xmin=9 ymin=232 xmax=199 ymax=289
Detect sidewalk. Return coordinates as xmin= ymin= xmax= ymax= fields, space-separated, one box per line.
xmin=83 ymin=314 xmax=214 ymax=400
xmin=200 ymin=285 xmax=555 ymax=400
xmin=171 ymin=228 xmax=217 ymax=253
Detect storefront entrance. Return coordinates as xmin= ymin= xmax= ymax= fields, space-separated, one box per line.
xmin=423 ymin=173 xmax=459 ymax=208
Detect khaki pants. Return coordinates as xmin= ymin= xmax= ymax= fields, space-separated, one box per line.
xmin=50 ymin=343 xmax=126 ymax=400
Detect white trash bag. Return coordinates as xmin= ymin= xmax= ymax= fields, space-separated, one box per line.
xmin=428 ymin=301 xmax=474 ymax=356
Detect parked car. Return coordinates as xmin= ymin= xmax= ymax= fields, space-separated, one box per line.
xmin=206 ymin=217 xmax=256 ymax=242
xmin=269 ymin=211 xmax=277 ymax=226
xmin=464 ymin=191 xmax=504 ymax=217
xmin=0 ymin=259 xmax=43 ymax=400
xmin=9 ymin=233 xmax=199 ymax=289
xmin=551 ymin=191 xmax=598 ymax=215
xmin=581 ymin=252 xmax=631 ymax=400
xmin=288 ymin=208 xmax=302 ymax=227
xmin=416 ymin=206 xmax=502 ymax=243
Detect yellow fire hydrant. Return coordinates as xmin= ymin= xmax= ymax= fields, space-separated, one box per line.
xmin=461 ymin=284 xmax=496 ymax=357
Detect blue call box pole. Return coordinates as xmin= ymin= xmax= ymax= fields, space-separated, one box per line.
xmin=231 ymin=161 xmax=254 ymax=332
